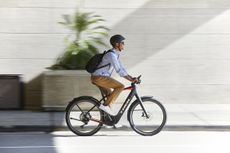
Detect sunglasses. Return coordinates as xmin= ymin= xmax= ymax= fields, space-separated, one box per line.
xmin=120 ymin=41 xmax=125 ymax=45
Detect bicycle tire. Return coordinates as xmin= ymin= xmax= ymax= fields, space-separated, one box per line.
xmin=128 ymin=97 xmax=167 ymax=136
xmin=65 ymin=96 xmax=103 ymax=136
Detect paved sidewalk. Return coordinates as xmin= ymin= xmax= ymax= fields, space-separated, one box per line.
xmin=0 ymin=104 xmax=230 ymax=132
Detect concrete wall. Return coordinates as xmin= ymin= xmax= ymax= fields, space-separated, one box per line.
xmin=1 ymin=0 xmax=230 ymax=109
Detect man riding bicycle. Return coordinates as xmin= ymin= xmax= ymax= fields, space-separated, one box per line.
xmin=91 ymin=34 xmax=138 ymax=115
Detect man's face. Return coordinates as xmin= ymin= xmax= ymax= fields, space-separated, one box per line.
xmin=116 ymin=41 xmax=125 ymax=51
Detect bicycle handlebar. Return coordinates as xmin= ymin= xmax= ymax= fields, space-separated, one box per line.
xmin=132 ymin=75 xmax=142 ymax=85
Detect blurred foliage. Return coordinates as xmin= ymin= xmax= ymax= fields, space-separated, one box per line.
xmin=49 ymin=10 xmax=109 ymax=70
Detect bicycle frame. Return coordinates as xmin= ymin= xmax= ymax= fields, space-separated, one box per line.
xmin=99 ymin=82 xmax=149 ymax=125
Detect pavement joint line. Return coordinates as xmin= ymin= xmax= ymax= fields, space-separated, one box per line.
xmin=0 ymin=144 xmax=199 ymax=149
xmin=179 ymin=105 xmax=211 ymax=125
xmin=0 ymin=125 xmax=230 ymax=132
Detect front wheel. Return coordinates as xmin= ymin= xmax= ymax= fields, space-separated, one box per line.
xmin=128 ymin=98 xmax=167 ymax=136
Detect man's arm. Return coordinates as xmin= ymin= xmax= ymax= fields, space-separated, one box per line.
xmin=109 ymin=52 xmax=138 ymax=82
xmin=109 ymin=53 xmax=128 ymax=77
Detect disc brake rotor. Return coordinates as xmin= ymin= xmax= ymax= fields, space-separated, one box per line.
xmin=142 ymin=112 xmax=153 ymax=121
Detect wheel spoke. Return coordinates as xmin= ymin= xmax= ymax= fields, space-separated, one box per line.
xmin=70 ymin=117 xmax=82 ymax=122
xmin=76 ymin=103 xmax=84 ymax=113
xmin=86 ymin=105 xmax=97 ymax=114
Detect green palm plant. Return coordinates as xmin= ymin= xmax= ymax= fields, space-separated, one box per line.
xmin=50 ymin=11 xmax=109 ymax=70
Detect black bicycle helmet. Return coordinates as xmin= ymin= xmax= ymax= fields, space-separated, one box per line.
xmin=110 ymin=34 xmax=125 ymax=47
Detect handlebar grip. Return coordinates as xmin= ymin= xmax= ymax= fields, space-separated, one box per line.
xmin=136 ymin=75 xmax=142 ymax=84
xmin=137 ymin=75 xmax=142 ymax=80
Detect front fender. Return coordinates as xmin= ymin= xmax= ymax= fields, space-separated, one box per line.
xmin=138 ymin=96 xmax=153 ymax=101
xmin=131 ymin=96 xmax=155 ymax=106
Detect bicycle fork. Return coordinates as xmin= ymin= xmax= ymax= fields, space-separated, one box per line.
xmin=135 ymin=92 xmax=150 ymax=119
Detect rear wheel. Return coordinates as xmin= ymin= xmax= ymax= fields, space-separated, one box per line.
xmin=65 ymin=97 xmax=103 ymax=136
xmin=128 ymin=98 xmax=167 ymax=136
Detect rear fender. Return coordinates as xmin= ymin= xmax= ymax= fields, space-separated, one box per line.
xmin=66 ymin=96 xmax=100 ymax=111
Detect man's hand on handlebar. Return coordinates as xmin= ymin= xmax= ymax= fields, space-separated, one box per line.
xmin=124 ymin=75 xmax=141 ymax=84
xmin=132 ymin=77 xmax=138 ymax=83
xmin=132 ymin=77 xmax=141 ymax=84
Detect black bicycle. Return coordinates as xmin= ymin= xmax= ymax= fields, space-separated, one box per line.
xmin=65 ymin=75 xmax=167 ymax=136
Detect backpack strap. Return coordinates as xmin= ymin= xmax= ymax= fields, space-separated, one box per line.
xmin=95 ymin=50 xmax=113 ymax=70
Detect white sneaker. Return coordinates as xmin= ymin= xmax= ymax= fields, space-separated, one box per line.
xmin=113 ymin=124 xmax=124 ymax=129
xmin=99 ymin=104 xmax=116 ymax=116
